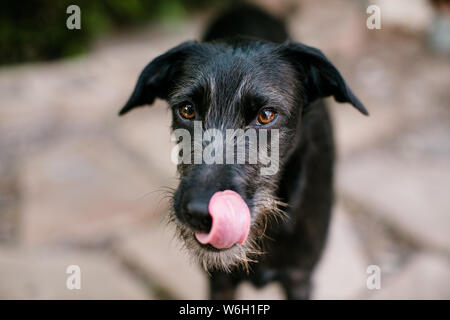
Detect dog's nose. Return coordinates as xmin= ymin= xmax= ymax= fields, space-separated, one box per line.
xmin=185 ymin=199 xmax=212 ymax=233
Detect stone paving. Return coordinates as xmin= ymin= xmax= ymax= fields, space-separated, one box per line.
xmin=0 ymin=0 xmax=449 ymax=299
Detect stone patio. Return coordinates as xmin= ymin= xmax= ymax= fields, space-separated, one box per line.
xmin=0 ymin=0 xmax=449 ymax=299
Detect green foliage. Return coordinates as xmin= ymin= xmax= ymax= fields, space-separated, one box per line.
xmin=0 ymin=0 xmax=224 ymax=65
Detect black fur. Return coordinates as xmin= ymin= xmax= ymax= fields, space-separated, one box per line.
xmin=119 ymin=4 xmax=367 ymax=299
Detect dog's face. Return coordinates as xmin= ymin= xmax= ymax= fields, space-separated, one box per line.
xmin=119 ymin=39 xmax=367 ymax=272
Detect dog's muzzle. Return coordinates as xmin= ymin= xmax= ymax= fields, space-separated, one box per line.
xmin=188 ymin=190 xmax=251 ymax=250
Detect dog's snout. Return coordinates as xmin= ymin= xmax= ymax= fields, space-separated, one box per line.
xmin=185 ymin=198 xmax=212 ymax=233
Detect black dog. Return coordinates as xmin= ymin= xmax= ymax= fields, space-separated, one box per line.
xmin=119 ymin=4 xmax=367 ymax=299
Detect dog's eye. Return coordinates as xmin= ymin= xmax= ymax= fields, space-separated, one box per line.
xmin=179 ymin=104 xmax=195 ymax=120
xmin=257 ymin=108 xmax=277 ymax=125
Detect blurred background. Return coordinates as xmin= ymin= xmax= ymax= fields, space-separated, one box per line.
xmin=0 ymin=0 xmax=449 ymax=299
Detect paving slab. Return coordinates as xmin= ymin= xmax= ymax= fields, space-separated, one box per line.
xmin=370 ymin=253 xmax=450 ymax=299
xmin=338 ymin=124 xmax=450 ymax=254
xmin=115 ymin=221 xmax=208 ymax=299
xmin=0 ymin=247 xmax=150 ymax=299
xmin=313 ymin=203 xmax=369 ymax=299
xmin=19 ymin=136 xmax=164 ymax=247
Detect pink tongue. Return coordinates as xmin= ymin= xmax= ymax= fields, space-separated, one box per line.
xmin=195 ymin=190 xmax=251 ymax=249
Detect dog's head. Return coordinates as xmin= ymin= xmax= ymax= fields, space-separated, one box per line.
xmin=119 ymin=39 xmax=367 ymax=272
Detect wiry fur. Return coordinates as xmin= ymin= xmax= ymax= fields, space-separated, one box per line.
xmin=168 ymin=188 xmax=288 ymax=273
xmin=167 ymin=118 xmax=289 ymax=272
xmin=119 ymin=4 xmax=367 ymax=299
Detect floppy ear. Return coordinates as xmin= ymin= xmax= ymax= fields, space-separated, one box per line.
xmin=280 ymin=41 xmax=368 ymax=115
xmin=119 ymin=40 xmax=198 ymax=116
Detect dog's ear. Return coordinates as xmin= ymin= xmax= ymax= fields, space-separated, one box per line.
xmin=119 ymin=41 xmax=198 ymax=116
xmin=280 ymin=41 xmax=368 ymax=115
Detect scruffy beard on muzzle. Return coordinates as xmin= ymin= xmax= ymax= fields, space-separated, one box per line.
xmin=166 ymin=188 xmax=287 ymax=273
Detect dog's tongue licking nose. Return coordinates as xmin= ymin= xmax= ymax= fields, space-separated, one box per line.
xmin=195 ymin=190 xmax=250 ymax=249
